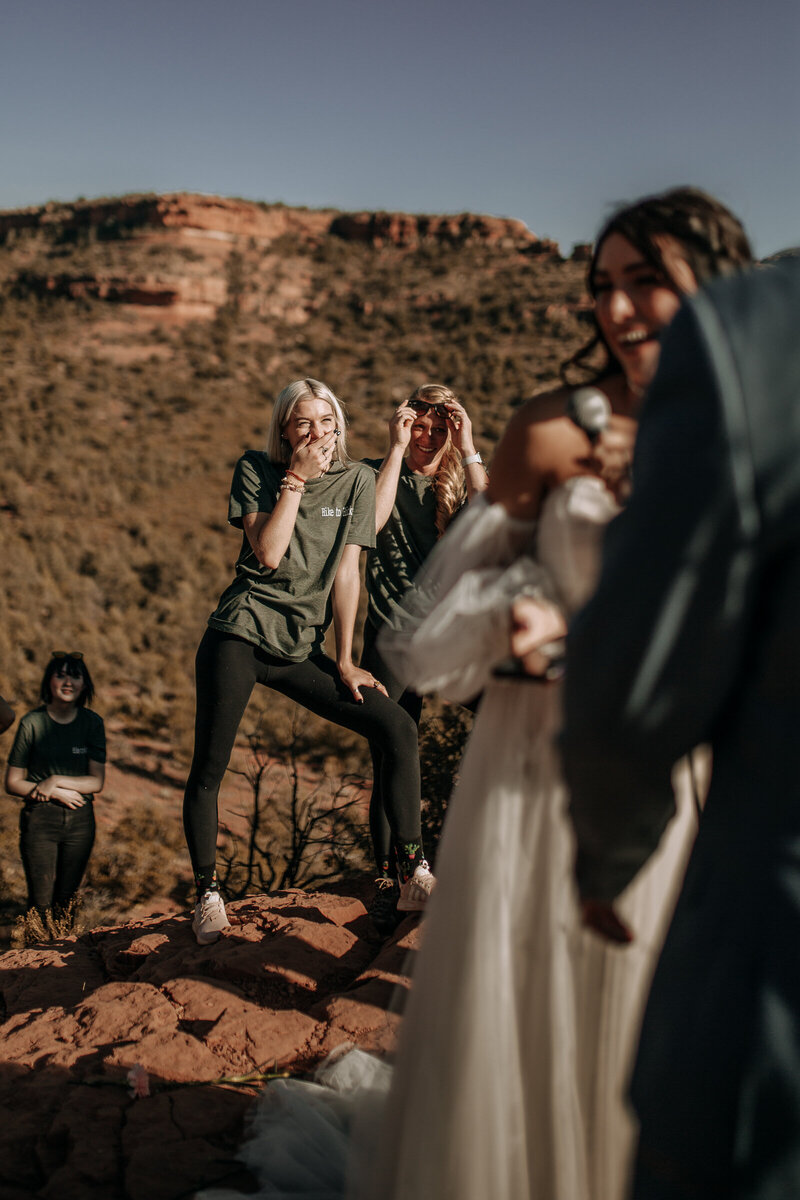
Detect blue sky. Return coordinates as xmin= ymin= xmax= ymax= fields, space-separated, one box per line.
xmin=1 ymin=0 xmax=797 ymax=256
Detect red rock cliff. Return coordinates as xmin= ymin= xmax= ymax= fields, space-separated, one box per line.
xmin=0 ymin=192 xmax=550 ymax=250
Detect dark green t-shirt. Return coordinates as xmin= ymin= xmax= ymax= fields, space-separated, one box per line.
xmin=363 ymin=457 xmax=440 ymax=631
xmin=208 ymin=452 xmax=376 ymax=660
xmin=7 ymin=707 xmax=106 ymax=796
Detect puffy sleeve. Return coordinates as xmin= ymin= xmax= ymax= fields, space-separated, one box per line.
xmin=378 ymin=495 xmax=557 ymax=703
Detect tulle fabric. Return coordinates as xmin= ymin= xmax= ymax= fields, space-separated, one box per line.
xmin=202 ymin=478 xmax=698 ymax=1200
xmin=200 ymin=1050 xmax=392 ymax=1200
xmin=354 ymin=696 xmax=696 ymax=1200
xmin=355 ymin=478 xmax=697 ymax=1200
xmin=377 ymin=495 xmax=550 ymax=703
xmin=353 ymin=677 xmax=587 ymax=1199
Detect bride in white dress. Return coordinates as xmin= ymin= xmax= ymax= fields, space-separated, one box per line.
xmin=358 ymin=479 xmax=696 ymax=1200
xmin=201 ymin=188 xmax=753 ymax=1200
xmin=355 ymin=188 xmax=753 ymax=1200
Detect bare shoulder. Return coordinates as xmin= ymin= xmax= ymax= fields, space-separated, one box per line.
xmin=488 ymin=386 xmax=581 ymax=518
xmin=514 ymin=385 xmax=574 ymax=425
xmin=497 ymin=386 xmax=574 ymax=460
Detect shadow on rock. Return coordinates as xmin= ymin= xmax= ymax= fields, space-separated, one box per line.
xmin=0 ymin=887 xmax=423 ymax=1198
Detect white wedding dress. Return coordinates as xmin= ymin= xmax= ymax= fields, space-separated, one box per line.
xmin=202 ymin=479 xmax=699 ymax=1200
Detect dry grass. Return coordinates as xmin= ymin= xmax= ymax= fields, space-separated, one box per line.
xmin=11 ymin=898 xmax=84 ymax=947
xmin=85 ymin=803 xmax=190 ymax=912
xmin=0 ymin=234 xmax=588 ymax=757
xmin=0 ymin=799 xmax=191 ymax=948
xmin=0 ymin=202 xmax=590 ymax=929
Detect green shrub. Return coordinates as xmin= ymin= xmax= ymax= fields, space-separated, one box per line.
xmin=418 ymin=703 xmax=474 ymax=862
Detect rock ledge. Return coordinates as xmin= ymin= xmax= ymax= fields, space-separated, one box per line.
xmin=0 ymin=889 xmax=420 ymax=1199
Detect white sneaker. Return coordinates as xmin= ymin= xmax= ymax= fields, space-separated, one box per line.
xmin=192 ymin=890 xmax=230 ymax=945
xmin=397 ymin=862 xmax=435 ymax=912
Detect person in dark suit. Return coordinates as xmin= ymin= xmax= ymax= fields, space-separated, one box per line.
xmin=562 ymin=256 xmax=800 ymax=1199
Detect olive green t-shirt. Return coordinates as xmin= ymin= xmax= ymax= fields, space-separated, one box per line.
xmin=208 ymin=452 xmax=376 ymax=660
xmin=7 ymin=707 xmax=106 ymax=796
xmin=363 ymin=457 xmax=440 ymax=631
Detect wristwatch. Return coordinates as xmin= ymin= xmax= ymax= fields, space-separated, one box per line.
xmin=461 ymin=452 xmax=482 ymax=466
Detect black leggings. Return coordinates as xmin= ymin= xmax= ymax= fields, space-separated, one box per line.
xmin=183 ymin=628 xmax=422 ymax=874
xmin=360 ymin=618 xmax=423 ymax=871
xmin=19 ymin=800 xmax=96 ymax=915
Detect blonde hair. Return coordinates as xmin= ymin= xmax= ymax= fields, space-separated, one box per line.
xmin=408 ymin=384 xmax=467 ymax=537
xmin=265 ymin=378 xmax=350 ymax=465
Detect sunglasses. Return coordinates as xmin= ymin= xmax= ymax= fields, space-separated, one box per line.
xmin=409 ymin=398 xmax=449 ymax=418
xmin=51 ymin=651 xmax=84 ymax=677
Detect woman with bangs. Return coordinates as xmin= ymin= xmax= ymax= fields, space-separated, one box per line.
xmin=183 ymin=378 xmax=434 ymax=947
xmin=6 ymin=651 xmax=105 ymax=922
xmin=360 ymin=384 xmax=487 ymax=929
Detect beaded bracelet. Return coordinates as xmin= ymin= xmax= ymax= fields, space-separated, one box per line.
xmin=279 ymin=476 xmax=305 ymax=496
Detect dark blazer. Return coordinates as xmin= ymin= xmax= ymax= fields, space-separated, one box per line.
xmin=562 ymin=259 xmax=800 ymax=1199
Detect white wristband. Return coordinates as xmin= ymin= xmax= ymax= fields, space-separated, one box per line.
xmin=461 ymin=452 xmax=482 ymax=466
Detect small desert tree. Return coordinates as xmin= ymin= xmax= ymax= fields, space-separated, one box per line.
xmin=217 ymin=708 xmax=371 ymax=898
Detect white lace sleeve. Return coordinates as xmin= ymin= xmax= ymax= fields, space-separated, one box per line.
xmin=377 ymin=496 xmax=557 ymax=703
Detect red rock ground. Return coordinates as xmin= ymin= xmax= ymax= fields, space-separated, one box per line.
xmin=0 ymin=892 xmax=421 ymax=1199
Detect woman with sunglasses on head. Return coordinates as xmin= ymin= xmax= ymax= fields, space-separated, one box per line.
xmin=183 ymin=378 xmax=434 ymax=946
xmin=5 ymin=651 xmax=105 ymax=922
xmin=360 ymin=384 xmax=487 ymax=928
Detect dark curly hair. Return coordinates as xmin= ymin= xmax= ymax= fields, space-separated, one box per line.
xmin=562 ymin=187 xmax=753 ymax=385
